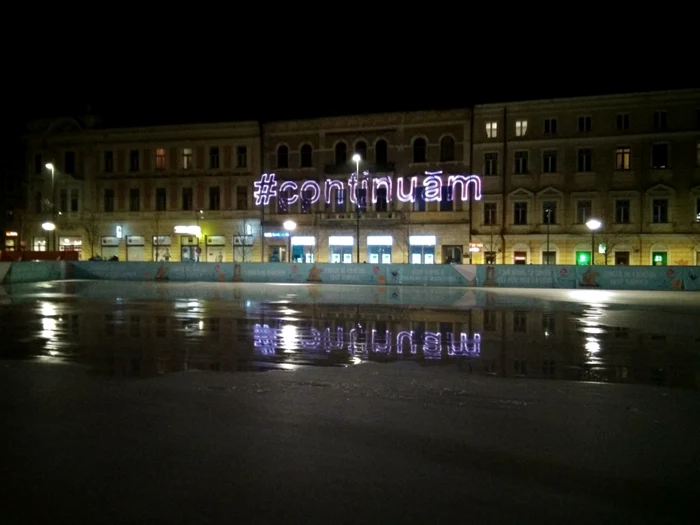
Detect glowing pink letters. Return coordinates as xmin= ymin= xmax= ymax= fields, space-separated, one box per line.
xmin=253 ymin=171 xmax=482 ymax=207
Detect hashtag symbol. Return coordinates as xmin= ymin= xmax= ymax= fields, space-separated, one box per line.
xmin=254 ymin=173 xmax=278 ymax=205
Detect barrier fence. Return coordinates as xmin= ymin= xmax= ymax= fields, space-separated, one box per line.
xmin=1 ymin=261 xmax=699 ymax=291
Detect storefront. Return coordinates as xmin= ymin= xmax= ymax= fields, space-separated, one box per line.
xmin=328 ymin=235 xmax=353 ymax=263
xmin=153 ymin=235 xmax=172 ymax=262
xmin=101 ymin=236 xmax=120 ymax=260
xmin=60 ymin=236 xmax=82 ymax=259
xmin=367 ymin=235 xmax=392 ymax=264
xmin=263 ymin=231 xmax=289 ymax=262
xmin=4 ymin=231 xmax=18 ymax=251
xmin=206 ymin=235 xmax=226 ymax=262
xmin=409 ymin=235 xmax=436 ymax=264
xmin=33 ymin=237 xmax=47 ymax=251
xmin=127 ymin=236 xmax=145 ymax=261
xmin=291 ymin=236 xmax=315 ymax=263
xmin=180 ymin=235 xmax=200 ymax=262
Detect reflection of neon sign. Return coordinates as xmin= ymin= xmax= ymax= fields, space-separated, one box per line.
xmin=253 ymin=323 xmax=481 ymax=358
xmin=253 ymin=170 xmax=482 ymax=207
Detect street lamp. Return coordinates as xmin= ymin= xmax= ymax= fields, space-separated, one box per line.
xmin=45 ymin=163 xmax=56 ymax=251
xmin=352 ymin=153 xmax=361 ymax=264
xmin=545 ymin=206 xmax=552 ymax=264
xmin=283 ymin=219 xmax=296 ymax=263
xmin=586 ymin=218 xmax=602 ymax=265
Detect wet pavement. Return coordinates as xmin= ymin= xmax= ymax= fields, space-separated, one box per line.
xmin=1 ymin=280 xmax=700 ymax=389
xmin=2 ymin=281 xmax=700 ymax=524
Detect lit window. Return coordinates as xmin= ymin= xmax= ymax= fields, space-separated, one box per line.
xmin=515 ymin=120 xmax=527 ymax=137
xmin=486 ymin=121 xmax=498 ymax=138
xmin=155 ymin=148 xmax=166 ymax=169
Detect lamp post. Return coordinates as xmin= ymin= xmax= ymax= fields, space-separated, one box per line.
xmin=545 ymin=207 xmax=551 ymax=264
xmin=352 ymin=153 xmax=361 ymax=263
xmin=283 ymin=219 xmax=296 ymax=263
xmin=586 ymin=218 xmax=602 ymax=265
xmin=45 ymin=163 xmax=56 ymax=251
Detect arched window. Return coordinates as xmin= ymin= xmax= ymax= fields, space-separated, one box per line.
xmin=300 ymin=144 xmax=313 ymax=167
xmin=375 ymin=139 xmax=388 ymax=165
xmin=412 ymin=138 xmax=427 ymax=163
xmin=354 ymin=141 xmax=367 ymax=160
xmin=276 ymin=145 xmax=289 ymax=169
xmin=440 ymin=136 xmax=455 ymax=162
xmin=335 ymin=142 xmax=347 ymax=165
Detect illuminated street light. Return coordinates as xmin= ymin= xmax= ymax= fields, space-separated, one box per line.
xmin=586 ymin=218 xmax=602 ymax=265
xmin=283 ymin=220 xmax=296 ymax=263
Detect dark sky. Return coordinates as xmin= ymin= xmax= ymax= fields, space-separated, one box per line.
xmin=6 ymin=75 xmax=696 ymax=131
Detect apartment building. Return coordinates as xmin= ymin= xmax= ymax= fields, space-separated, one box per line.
xmin=19 ymin=88 xmax=700 ymax=265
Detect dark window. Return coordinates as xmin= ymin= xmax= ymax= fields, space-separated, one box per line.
xmin=543 ymin=150 xmax=558 ymax=173
xmin=484 ymin=152 xmax=498 ymax=175
xmin=237 ymin=146 xmax=247 ymax=168
xmin=544 ymin=118 xmax=557 ymax=134
xmin=182 ymin=188 xmax=193 ymax=211
xmin=440 ymin=186 xmax=453 ymax=211
xmin=276 ymin=145 xmax=289 ymax=169
xmin=300 ymin=144 xmax=312 ymax=167
xmin=70 ymin=189 xmax=79 ymax=212
xmin=514 ymin=202 xmax=527 ymax=225
xmin=104 ymin=151 xmax=114 ymax=172
xmin=577 ymin=149 xmax=592 ymax=172
xmin=653 ymin=111 xmax=667 ymax=130
xmin=129 ymin=189 xmax=140 ymax=212
xmin=413 ymin=187 xmax=426 ymax=211
xmin=652 ymin=199 xmax=668 ymax=223
xmin=615 ymin=200 xmax=630 ymax=224
xmin=616 ymin=114 xmax=630 ymax=130
xmin=542 ymin=201 xmax=557 ymax=224
xmin=576 ymin=200 xmax=591 ymax=223
xmin=59 ymin=189 xmax=67 ymax=213
xmin=652 ymin=143 xmax=669 ymax=169
xmin=375 ymin=187 xmax=387 ymax=212
xmin=209 ymin=147 xmax=220 ymax=169
xmin=577 ymin=116 xmax=591 ymax=132
xmin=440 ymin=136 xmax=455 ymax=162
xmin=514 ymin=151 xmax=528 ymax=174
xmin=412 ymin=138 xmax=427 ymax=163
xmin=155 ymin=188 xmax=167 ymax=211
xmin=375 ymin=140 xmax=388 ymax=165
xmin=335 ymin=142 xmax=347 ymax=165
xmin=484 ymin=203 xmax=497 ymax=225
xmin=129 ymin=150 xmax=139 ymax=171
xmin=209 ymin=186 xmax=220 ymax=210
xmin=104 ymin=189 xmax=115 ymax=212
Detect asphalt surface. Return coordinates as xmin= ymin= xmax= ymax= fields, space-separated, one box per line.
xmin=2 ymin=360 xmax=698 ymax=524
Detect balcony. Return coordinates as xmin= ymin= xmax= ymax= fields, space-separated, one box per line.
xmin=324 ymin=162 xmax=395 ymax=175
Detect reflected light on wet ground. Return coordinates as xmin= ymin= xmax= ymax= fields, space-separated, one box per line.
xmin=1 ymin=280 xmax=700 ymax=389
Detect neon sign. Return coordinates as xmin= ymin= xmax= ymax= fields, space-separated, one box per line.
xmin=253 ymin=170 xmax=482 ymax=207
xmin=253 ymin=323 xmax=481 ymax=359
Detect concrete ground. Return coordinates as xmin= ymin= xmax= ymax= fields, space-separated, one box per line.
xmin=2 ymin=359 xmax=698 ymax=524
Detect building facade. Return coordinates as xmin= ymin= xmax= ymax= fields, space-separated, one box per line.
xmin=18 ymin=88 xmax=700 ymax=265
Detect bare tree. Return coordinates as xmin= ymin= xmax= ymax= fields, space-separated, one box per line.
xmin=79 ymin=209 xmax=102 ymax=259
xmin=308 ymin=211 xmax=326 ymax=263
xmin=595 ymin=203 xmax=635 ymax=265
xmin=233 ymin=216 xmax=253 ymax=262
xmin=392 ymin=210 xmax=412 ymax=263
xmin=150 ymin=210 xmax=170 ymax=261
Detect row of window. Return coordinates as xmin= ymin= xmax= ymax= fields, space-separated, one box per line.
xmin=33 ymin=146 xmax=250 ymax=176
xmin=484 ymin=109 xmax=697 ymax=139
xmin=483 ymin=143 xmax=700 ymax=175
xmin=276 ymin=136 xmax=456 ymax=169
